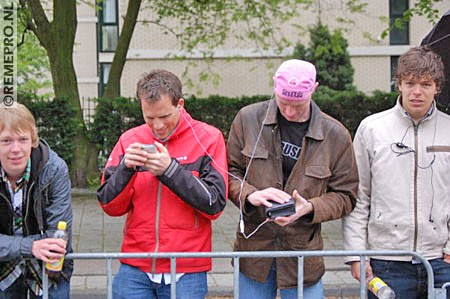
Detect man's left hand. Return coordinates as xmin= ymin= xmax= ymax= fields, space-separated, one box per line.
xmin=273 ymin=190 xmax=313 ymax=226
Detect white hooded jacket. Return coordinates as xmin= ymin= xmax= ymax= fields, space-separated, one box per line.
xmin=343 ymin=98 xmax=450 ymax=263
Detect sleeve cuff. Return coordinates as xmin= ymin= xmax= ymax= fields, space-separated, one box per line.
xmin=344 ymin=256 xmax=368 ymax=265
xmin=161 ymin=159 xmax=179 ymax=178
xmin=20 ymin=237 xmax=35 ymax=257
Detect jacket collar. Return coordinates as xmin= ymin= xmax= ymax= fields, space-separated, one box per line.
xmin=395 ymin=96 xmax=436 ymax=124
xmin=265 ymin=98 xmax=324 ymax=141
xmin=263 ymin=97 xmax=278 ymax=125
xmin=30 ymin=141 xmax=49 ymax=183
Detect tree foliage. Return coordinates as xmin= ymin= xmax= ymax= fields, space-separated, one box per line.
xmin=380 ymin=0 xmax=443 ymax=39
xmin=16 ymin=18 xmax=51 ymax=95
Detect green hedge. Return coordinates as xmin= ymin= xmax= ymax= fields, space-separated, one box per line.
xmin=184 ymin=95 xmax=266 ymax=138
xmin=88 ymin=97 xmax=143 ymax=166
xmin=89 ymin=88 xmax=399 ymax=166
xmin=20 ymin=94 xmax=78 ymax=166
xmin=314 ymin=87 xmax=398 ymax=136
xmin=187 ymin=88 xmax=398 ymax=138
xmin=24 ymin=88 xmax=449 ymax=173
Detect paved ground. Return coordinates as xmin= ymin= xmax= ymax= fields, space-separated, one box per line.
xmin=70 ymin=189 xmax=360 ymax=298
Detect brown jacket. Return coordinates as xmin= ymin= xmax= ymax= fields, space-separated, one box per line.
xmin=227 ymin=98 xmax=358 ymax=288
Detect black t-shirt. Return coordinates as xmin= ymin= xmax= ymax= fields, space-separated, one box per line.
xmin=278 ymin=110 xmax=310 ymax=186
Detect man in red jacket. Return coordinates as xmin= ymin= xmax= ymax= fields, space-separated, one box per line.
xmin=97 ymin=69 xmax=228 ymax=299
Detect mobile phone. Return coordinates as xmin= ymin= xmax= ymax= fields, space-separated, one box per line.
xmin=265 ymin=198 xmax=295 ymax=219
xmin=141 ymin=144 xmax=157 ymax=153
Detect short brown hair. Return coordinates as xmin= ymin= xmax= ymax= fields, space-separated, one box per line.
xmin=395 ymin=46 xmax=445 ymax=92
xmin=136 ymin=70 xmax=182 ymax=106
xmin=0 ymin=103 xmax=39 ymax=147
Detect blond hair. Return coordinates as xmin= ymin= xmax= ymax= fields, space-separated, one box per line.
xmin=0 ymin=103 xmax=39 ymax=147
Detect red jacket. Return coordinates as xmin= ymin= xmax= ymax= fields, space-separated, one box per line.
xmin=97 ymin=110 xmax=228 ymax=274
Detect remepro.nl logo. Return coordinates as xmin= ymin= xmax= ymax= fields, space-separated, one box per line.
xmin=1 ymin=0 xmax=17 ymax=108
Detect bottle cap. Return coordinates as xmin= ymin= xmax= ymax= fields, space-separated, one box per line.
xmin=57 ymin=221 xmax=67 ymax=230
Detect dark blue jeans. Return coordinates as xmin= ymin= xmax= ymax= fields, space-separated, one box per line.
xmin=112 ymin=263 xmax=208 ymax=299
xmin=0 ymin=275 xmax=70 ymax=299
xmin=239 ymin=262 xmax=324 ymax=299
xmin=370 ymin=258 xmax=450 ymax=299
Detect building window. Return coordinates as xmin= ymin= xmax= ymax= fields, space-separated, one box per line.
xmin=99 ymin=63 xmax=111 ymax=96
xmin=389 ymin=0 xmax=409 ymax=45
xmin=390 ymin=56 xmax=399 ymax=92
xmin=98 ymin=0 xmax=118 ymax=52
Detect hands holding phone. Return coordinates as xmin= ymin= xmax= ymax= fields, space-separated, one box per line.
xmin=273 ymin=190 xmax=313 ymax=227
xmin=124 ymin=141 xmax=171 ymax=175
xmin=248 ymin=188 xmax=313 ymax=227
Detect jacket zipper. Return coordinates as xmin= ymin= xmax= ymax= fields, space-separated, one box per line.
xmin=151 ymin=181 xmax=163 ymax=273
xmin=23 ymin=181 xmax=35 ymax=235
xmin=413 ymin=124 xmax=419 ymax=252
xmin=193 ymin=176 xmax=212 ymax=206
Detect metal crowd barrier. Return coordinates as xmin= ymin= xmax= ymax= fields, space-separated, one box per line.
xmin=41 ymin=250 xmax=448 ymax=299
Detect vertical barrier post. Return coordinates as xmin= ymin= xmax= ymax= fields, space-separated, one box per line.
xmin=359 ymin=256 xmax=367 ymax=299
xmin=436 ymin=282 xmax=450 ymax=299
xmin=42 ymin=262 xmax=48 ymax=299
xmin=170 ymin=257 xmax=177 ymax=298
xmin=233 ymin=256 xmax=240 ymax=298
xmin=107 ymin=258 xmax=113 ymax=299
xmin=297 ymin=256 xmax=304 ymax=299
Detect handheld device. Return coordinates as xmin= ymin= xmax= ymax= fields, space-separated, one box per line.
xmin=136 ymin=144 xmax=157 ymax=171
xmin=265 ymin=198 xmax=296 ymax=219
xmin=141 ymin=144 xmax=157 ymax=153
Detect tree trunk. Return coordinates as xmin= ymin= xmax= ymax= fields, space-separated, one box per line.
xmin=103 ymin=0 xmax=142 ymax=98
xmin=25 ymin=0 xmax=97 ymax=187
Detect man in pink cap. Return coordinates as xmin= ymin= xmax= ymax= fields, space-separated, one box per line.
xmin=227 ymin=59 xmax=359 ymax=298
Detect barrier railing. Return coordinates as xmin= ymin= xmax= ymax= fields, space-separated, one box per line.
xmin=41 ymin=250 xmax=448 ymax=299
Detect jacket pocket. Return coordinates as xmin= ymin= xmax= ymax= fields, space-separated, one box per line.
xmin=303 ymin=166 xmax=331 ymax=195
xmin=305 ymin=166 xmax=331 ymax=179
xmin=241 ymin=145 xmax=270 ymax=183
xmin=241 ymin=144 xmax=269 ymax=161
xmin=162 ymin=191 xmax=197 ymax=230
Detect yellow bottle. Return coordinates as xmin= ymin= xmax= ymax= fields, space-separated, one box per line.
xmin=45 ymin=221 xmax=68 ymax=273
xmin=368 ymin=276 xmax=396 ymax=299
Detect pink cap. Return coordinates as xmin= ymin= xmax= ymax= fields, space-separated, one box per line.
xmin=273 ymin=59 xmax=316 ymax=101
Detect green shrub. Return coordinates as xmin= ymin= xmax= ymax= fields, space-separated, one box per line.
xmin=293 ymin=23 xmax=354 ymax=91
xmin=185 ymin=95 xmax=269 ymax=139
xmin=89 ymin=97 xmax=143 ymax=167
xmin=314 ymin=87 xmax=397 ymax=135
xmin=20 ymin=89 xmax=424 ymax=175
xmin=20 ymin=94 xmax=78 ymax=166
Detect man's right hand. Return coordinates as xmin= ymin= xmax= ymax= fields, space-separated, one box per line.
xmin=31 ymin=238 xmax=67 ymax=263
xmin=123 ymin=143 xmax=150 ymax=169
xmin=351 ymin=261 xmax=373 ymax=282
xmin=247 ymin=187 xmax=291 ymax=207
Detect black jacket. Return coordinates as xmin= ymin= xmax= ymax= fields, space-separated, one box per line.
xmin=0 ymin=141 xmax=73 ymax=292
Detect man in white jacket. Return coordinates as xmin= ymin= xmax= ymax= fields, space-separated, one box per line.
xmin=343 ymin=46 xmax=450 ymax=298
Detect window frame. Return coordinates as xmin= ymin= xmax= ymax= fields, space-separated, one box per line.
xmin=389 ymin=0 xmax=409 ymax=45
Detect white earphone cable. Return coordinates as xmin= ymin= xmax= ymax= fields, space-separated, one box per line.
xmin=181 ymin=98 xmax=273 ymax=239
